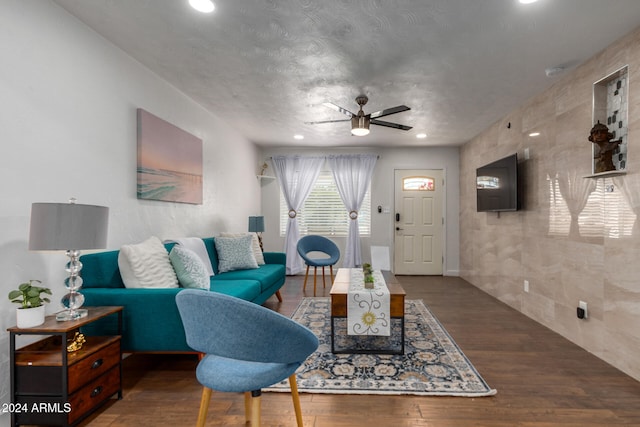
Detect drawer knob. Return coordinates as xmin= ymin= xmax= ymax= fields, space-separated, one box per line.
xmin=91 ymin=386 xmax=103 ymax=398
xmin=91 ymin=358 xmax=104 ymax=369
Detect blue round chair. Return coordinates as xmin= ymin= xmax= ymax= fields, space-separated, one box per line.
xmin=296 ymin=235 xmax=340 ymax=296
xmin=176 ymin=290 xmax=318 ymax=427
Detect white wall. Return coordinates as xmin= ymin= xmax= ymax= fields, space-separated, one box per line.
xmin=0 ymin=1 xmax=261 ymax=420
xmin=260 ymin=146 xmax=460 ymax=276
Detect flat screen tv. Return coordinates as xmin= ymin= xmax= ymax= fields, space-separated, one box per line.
xmin=476 ymin=153 xmax=520 ymax=212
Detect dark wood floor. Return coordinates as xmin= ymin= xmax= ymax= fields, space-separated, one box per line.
xmin=79 ymin=275 xmax=640 ymax=427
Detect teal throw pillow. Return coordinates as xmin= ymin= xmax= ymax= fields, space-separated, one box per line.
xmin=215 ymin=235 xmax=259 ymax=273
xmin=169 ymin=246 xmax=210 ymax=289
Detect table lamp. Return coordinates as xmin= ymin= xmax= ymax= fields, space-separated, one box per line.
xmin=248 ymin=216 xmax=265 ymax=251
xmin=28 ymin=199 xmax=109 ymax=321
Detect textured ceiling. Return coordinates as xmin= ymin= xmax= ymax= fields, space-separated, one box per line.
xmin=53 ymin=0 xmax=640 ymax=148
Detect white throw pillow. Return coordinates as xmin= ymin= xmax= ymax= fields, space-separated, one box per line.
xmin=220 ymin=232 xmax=265 ymax=265
xmin=214 ymin=235 xmax=259 ymax=273
xmin=169 ymin=246 xmax=210 ymax=289
xmin=118 ymin=236 xmax=178 ymax=288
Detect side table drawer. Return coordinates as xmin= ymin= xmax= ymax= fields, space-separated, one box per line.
xmin=12 ymin=367 xmax=121 ymax=426
xmin=68 ymin=366 xmax=120 ymax=425
xmin=68 ymin=338 xmax=120 ymax=393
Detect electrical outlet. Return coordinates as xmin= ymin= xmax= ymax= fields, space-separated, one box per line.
xmin=524 ymin=280 xmax=529 ymax=293
xmin=579 ymin=301 xmax=588 ymax=319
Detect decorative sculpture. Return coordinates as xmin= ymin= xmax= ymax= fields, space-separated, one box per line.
xmin=66 ymin=332 xmax=86 ymax=352
xmin=589 ymin=121 xmax=621 ymax=173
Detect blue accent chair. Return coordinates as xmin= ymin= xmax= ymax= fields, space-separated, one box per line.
xmin=296 ymin=235 xmax=340 ymax=296
xmin=175 ymin=290 xmax=319 ymax=427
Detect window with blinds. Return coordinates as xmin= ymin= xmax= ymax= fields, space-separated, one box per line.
xmin=279 ymin=171 xmax=371 ymax=236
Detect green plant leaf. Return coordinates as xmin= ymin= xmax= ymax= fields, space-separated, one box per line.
xmin=8 ymin=290 xmax=22 ymax=300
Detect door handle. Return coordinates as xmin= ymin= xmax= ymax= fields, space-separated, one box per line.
xmin=395 ymin=213 xmax=400 ymax=222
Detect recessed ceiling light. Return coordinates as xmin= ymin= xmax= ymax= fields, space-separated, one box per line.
xmin=416 ymin=133 xmax=427 ymax=139
xmin=518 ymin=0 xmax=538 ymax=4
xmin=294 ymin=134 xmax=304 ymax=140
xmin=189 ymin=0 xmax=215 ymax=13
xmin=529 ymin=132 xmax=540 ymax=137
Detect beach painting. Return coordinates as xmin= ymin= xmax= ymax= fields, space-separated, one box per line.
xmin=137 ymin=109 xmax=203 ymax=204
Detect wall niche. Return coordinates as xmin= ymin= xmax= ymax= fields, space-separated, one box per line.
xmin=590 ymin=65 xmax=628 ymax=177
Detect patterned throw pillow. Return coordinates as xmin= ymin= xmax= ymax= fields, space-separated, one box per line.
xmin=214 ymin=235 xmax=259 ymax=273
xmin=118 ymin=236 xmax=178 ymax=288
xmin=169 ymin=246 xmax=210 ymax=289
xmin=220 ymin=232 xmax=265 ymax=265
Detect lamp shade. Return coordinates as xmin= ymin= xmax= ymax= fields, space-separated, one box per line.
xmin=248 ymin=216 xmax=265 ymax=233
xmin=29 ymin=202 xmax=109 ymax=251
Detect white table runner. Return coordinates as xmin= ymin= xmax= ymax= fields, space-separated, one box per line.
xmin=347 ymin=269 xmax=390 ymax=336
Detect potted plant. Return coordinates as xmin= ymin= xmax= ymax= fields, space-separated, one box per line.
xmin=362 ymin=263 xmax=372 ymax=276
xmin=8 ymin=279 xmax=52 ymax=328
xmin=364 ymin=274 xmax=375 ymax=289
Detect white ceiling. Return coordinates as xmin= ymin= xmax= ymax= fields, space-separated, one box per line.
xmin=53 ymin=0 xmax=640 ymax=148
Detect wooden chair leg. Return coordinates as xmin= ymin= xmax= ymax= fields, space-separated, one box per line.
xmin=244 ymin=392 xmax=251 ymax=423
xmin=313 ymin=266 xmax=317 ymax=296
xmin=329 ymin=265 xmax=335 ymax=283
xmin=197 ymin=387 xmax=212 ymax=427
xmin=303 ymin=265 xmax=310 ymax=292
xmin=275 ymin=290 xmax=283 ymax=302
xmin=289 ymin=374 xmax=304 ymax=427
xmin=322 ymin=266 xmax=326 ymax=288
xmin=250 ymin=390 xmax=262 ymax=427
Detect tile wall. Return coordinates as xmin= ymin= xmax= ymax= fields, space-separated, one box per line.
xmin=460 ymin=26 xmax=640 ymax=381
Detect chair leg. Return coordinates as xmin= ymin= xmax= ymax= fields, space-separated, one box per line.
xmin=313 ymin=266 xmax=318 ymax=297
xmin=244 ymin=392 xmax=251 ymax=423
xmin=249 ymin=390 xmax=261 ymax=427
xmin=289 ymin=374 xmax=304 ymax=427
xmin=321 ymin=266 xmax=326 ymax=288
xmin=196 ymin=387 xmax=212 ymax=427
xmin=329 ymin=265 xmax=335 ymax=283
xmin=303 ymin=265 xmax=310 ymax=292
xmin=275 ymin=290 xmax=283 ymax=302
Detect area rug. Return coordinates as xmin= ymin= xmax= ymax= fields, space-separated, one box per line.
xmin=265 ymin=298 xmax=496 ymax=397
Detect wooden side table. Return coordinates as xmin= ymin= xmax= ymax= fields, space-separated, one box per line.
xmin=7 ymin=306 xmax=123 ymax=427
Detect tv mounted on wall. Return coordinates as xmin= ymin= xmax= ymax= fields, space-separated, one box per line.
xmin=476 ymin=153 xmax=520 ymax=212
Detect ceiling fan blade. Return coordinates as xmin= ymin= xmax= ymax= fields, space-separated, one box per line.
xmin=370 ymin=119 xmax=413 ymax=131
xmin=305 ymin=119 xmax=351 ymax=125
xmin=369 ymin=105 xmax=410 ymax=119
xmin=322 ymin=102 xmax=355 ymax=117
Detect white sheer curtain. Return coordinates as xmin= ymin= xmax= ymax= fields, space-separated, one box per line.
xmin=328 ymin=154 xmax=377 ymax=268
xmin=272 ymin=155 xmax=324 ymax=274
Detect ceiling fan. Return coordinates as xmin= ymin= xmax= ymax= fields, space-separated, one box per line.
xmin=306 ymin=95 xmax=412 ymax=136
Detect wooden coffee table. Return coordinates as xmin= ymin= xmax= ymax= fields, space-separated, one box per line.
xmin=329 ymin=269 xmax=406 ymax=354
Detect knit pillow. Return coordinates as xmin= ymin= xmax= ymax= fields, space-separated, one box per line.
xmin=169 ymin=246 xmax=210 ymax=289
xmin=214 ymin=235 xmax=259 ymax=273
xmin=219 ymin=232 xmax=265 ymax=265
xmin=118 ymin=236 xmax=178 ymax=288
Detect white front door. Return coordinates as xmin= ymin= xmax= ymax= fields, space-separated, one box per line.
xmin=393 ymin=169 xmax=444 ymax=275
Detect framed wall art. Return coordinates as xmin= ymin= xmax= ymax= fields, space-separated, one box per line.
xmin=136 ymin=108 xmax=203 ymax=204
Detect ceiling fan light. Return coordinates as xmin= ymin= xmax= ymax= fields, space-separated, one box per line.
xmin=351 ymin=116 xmax=370 ymax=136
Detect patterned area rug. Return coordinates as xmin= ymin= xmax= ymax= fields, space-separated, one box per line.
xmin=265 ymin=298 xmax=496 ymax=396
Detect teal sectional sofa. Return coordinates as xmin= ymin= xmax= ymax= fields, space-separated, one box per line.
xmin=79 ymin=237 xmax=286 ymax=352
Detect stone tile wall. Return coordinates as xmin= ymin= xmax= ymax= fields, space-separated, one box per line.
xmin=460 ymin=26 xmax=640 ymax=381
